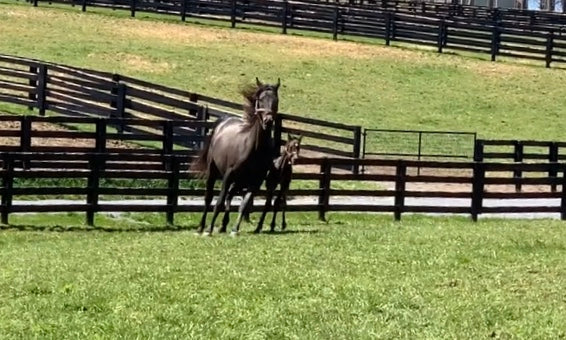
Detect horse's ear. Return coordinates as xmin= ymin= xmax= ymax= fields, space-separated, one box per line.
xmin=275 ymin=78 xmax=281 ymax=90
xmin=297 ymin=135 xmax=303 ymax=142
xmin=256 ymin=77 xmax=263 ymax=87
xmin=287 ymin=133 xmax=292 ymax=141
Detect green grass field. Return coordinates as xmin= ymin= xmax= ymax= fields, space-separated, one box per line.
xmin=0 ymin=212 xmax=565 ymax=338
xmin=2 ymin=2 xmax=566 ymax=338
xmin=2 ymin=1 xmax=566 ymax=143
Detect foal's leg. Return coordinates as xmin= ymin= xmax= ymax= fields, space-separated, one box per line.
xmin=197 ymin=172 xmax=216 ymax=234
xmin=255 ymin=188 xmax=274 ymax=234
xmin=232 ymin=191 xmax=254 ymax=236
xmin=270 ymin=190 xmax=282 ymax=232
xmin=281 ymin=193 xmax=288 ymax=231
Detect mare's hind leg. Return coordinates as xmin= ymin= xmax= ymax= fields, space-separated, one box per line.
xmin=232 ymin=191 xmax=254 ymax=236
xmin=198 ymin=170 xmax=217 ymax=234
xmin=207 ymin=172 xmax=232 ymax=236
xmin=220 ymin=184 xmax=238 ymax=233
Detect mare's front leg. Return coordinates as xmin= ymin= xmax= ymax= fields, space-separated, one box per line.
xmin=207 ymin=172 xmax=232 ymax=236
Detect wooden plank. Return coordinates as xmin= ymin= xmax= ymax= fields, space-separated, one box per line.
xmin=281 ymin=126 xmax=353 ymax=145
xmin=127 ymin=86 xmax=201 ymax=112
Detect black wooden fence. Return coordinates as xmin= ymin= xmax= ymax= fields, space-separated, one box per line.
xmin=2 ymin=147 xmax=566 ymax=226
xmin=0 ymin=54 xmax=363 ymax=169
xmin=21 ymin=0 xmax=566 ymax=67
xmin=474 ymin=138 xmax=566 ymax=192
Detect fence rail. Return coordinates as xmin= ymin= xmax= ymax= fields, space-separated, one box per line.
xmin=1 ymin=150 xmax=565 ymax=225
xmin=0 ymin=54 xmax=362 ymax=167
xmin=19 ymin=0 xmax=566 ymax=67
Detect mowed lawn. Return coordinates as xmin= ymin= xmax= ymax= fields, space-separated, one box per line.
xmin=1 ymin=212 xmax=566 ymax=338
xmin=2 ymin=1 xmax=566 ymax=141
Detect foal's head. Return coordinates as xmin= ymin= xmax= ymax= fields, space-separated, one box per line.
xmin=283 ymin=134 xmax=302 ymax=165
xmin=242 ymin=77 xmax=280 ymax=130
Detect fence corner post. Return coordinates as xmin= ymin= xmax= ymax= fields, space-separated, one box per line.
xmin=130 ymin=0 xmax=136 ymax=17
xmin=394 ymin=160 xmax=406 ymax=221
xmin=549 ymin=142 xmax=558 ymax=192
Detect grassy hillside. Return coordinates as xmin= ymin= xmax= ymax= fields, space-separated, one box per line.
xmin=1 ymin=212 xmax=566 ymax=338
xmin=1 ymin=1 xmax=566 ymax=141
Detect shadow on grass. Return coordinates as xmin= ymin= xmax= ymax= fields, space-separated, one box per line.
xmin=0 ymin=223 xmax=197 ymax=233
xmin=0 ymin=223 xmax=321 ymax=235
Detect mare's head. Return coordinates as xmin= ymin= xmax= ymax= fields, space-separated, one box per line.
xmin=242 ymin=77 xmax=280 ymax=130
xmin=284 ymin=134 xmax=302 ymax=165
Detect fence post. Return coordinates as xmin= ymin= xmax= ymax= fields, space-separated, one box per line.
xmin=352 ymin=126 xmax=362 ymax=175
xmin=86 ymin=153 xmax=101 ymax=227
xmin=273 ymin=115 xmax=283 ymax=158
xmin=36 ymin=64 xmax=48 ymax=116
xmin=332 ymin=7 xmax=339 ymax=41
xmin=166 ymin=156 xmax=180 ymax=225
xmin=196 ymin=106 xmax=209 ymax=149
xmin=490 ymin=10 xmax=501 ymax=62
xmin=95 ymin=118 xmax=107 ymax=154
xmin=471 ymin=157 xmax=485 ymax=222
xmin=181 ymin=0 xmax=187 ymax=21
xmin=561 ymin=169 xmax=566 ymax=220
xmin=188 ymin=93 xmax=199 ymax=117
xmin=384 ymin=12 xmax=392 ymax=46
xmin=1 ymin=154 xmax=14 ymax=225
xmin=282 ymin=0 xmax=289 ymax=34
xmin=473 ymin=139 xmax=484 ymax=162
xmin=437 ymin=19 xmax=445 ymax=53
xmin=20 ymin=115 xmax=31 ymax=170
xmin=82 ymin=0 xmax=87 ymax=11
xmin=230 ymin=0 xmax=237 ymax=28
xmin=545 ymin=30 xmax=554 ymax=68
xmin=513 ymin=140 xmax=523 ymax=192
xmin=394 ymin=160 xmax=406 ymax=221
xmin=318 ymin=158 xmax=331 ymax=221
xmin=33 ymin=0 xmax=38 ymax=6
xmin=130 ymin=0 xmax=136 ymax=17
xmin=549 ymin=142 xmax=558 ymax=192
xmin=111 ymin=76 xmax=127 ymax=133
xmin=162 ymin=120 xmax=174 ymax=170
xmin=28 ymin=66 xmax=37 ymax=111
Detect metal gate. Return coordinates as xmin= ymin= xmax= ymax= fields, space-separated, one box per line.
xmin=362 ymin=128 xmax=477 ymax=174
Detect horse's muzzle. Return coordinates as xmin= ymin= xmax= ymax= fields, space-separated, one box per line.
xmin=262 ymin=114 xmax=273 ymax=129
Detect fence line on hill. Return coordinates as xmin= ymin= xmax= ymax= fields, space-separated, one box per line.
xmin=0 ymin=54 xmax=363 ymax=172
xmin=22 ymin=0 xmax=566 ymax=68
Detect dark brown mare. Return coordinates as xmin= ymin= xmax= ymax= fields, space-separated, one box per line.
xmin=190 ymin=78 xmax=280 ymax=236
xmin=254 ymin=134 xmax=302 ymax=233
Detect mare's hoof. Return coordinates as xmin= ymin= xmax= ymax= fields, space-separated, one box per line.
xmin=202 ymin=232 xmax=213 ymax=237
xmin=230 ymin=231 xmax=239 ymax=237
